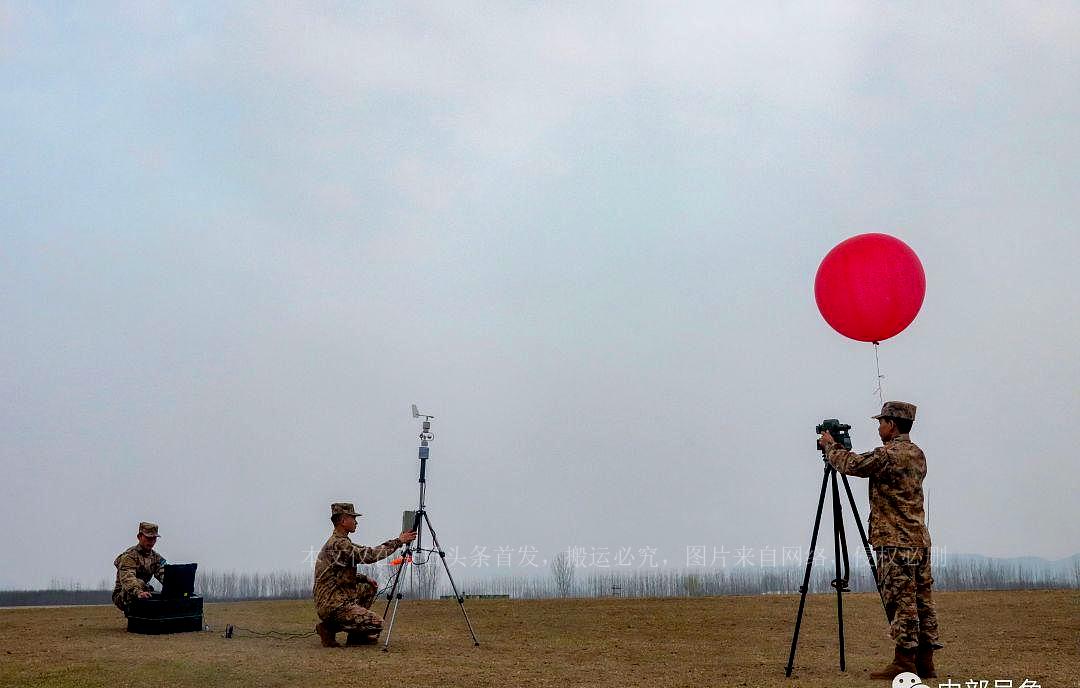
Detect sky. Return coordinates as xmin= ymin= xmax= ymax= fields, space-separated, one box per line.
xmin=1 ymin=2 xmax=1078 ymax=589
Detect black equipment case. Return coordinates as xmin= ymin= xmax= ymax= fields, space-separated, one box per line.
xmin=126 ymin=563 xmax=203 ymax=634
xmin=126 ymin=595 xmax=203 ymax=634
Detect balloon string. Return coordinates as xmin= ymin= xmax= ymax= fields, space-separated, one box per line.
xmin=873 ymin=341 xmax=885 ymax=404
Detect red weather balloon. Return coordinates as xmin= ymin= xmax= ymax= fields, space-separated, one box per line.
xmin=814 ymin=233 xmax=926 ymax=343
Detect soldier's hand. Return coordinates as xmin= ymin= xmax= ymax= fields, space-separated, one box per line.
xmin=399 ymin=530 xmax=417 ymax=544
xmin=137 ymin=591 xmax=152 ymax=599
xmin=819 ymin=430 xmax=836 ymax=449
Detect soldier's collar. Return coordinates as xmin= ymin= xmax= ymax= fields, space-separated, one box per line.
xmin=891 ymin=433 xmax=911 ymax=442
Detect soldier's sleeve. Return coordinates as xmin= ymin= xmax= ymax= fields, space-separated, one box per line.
xmin=116 ymin=552 xmax=146 ymax=596
xmin=825 ymin=445 xmax=889 ymax=477
xmin=349 ymin=538 xmax=404 ymax=565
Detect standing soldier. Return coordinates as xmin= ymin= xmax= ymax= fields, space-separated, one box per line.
xmin=313 ymin=502 xmax=417 ymax=647
xmin=112 ymin=522 xmax=166 ymax=613
xmin=818 ymin=401 xmax=942 ymax=680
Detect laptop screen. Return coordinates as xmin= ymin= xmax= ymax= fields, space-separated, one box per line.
xmin=161 ymin=563 xmax=197 ymax=598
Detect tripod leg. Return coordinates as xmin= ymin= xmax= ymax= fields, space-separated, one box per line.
xmin=785 ymin=464 xmax=831 ymax=677
xmin=839 ymin=473 xmax=890 ymax=622
xmin=831 ymin=470 xmax=847 ymax=672
xmin=382 ymin=546 xmax=408 ymax=618
xmin=423 ymin=512 xmax=480 ymax=646
xmin=381 ymin=560 xmax=408 ymax=652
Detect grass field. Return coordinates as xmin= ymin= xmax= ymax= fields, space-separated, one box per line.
xmin=1 ymin=590 xmax=1076 ymax=687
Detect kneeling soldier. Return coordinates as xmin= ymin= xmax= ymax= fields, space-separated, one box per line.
xmin=112 ymin=522 xmax=166 ymax=613
xmin=313 ymin=502 xmax=416 ymax=647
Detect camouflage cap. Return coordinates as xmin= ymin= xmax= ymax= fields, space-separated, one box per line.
xmin=872 ymin=401 xmax=916 ymax=422
xmin=331 ymin=502 xmax=362 ymax=518
xmin=138 ymin=522 xmax=160 ymax=537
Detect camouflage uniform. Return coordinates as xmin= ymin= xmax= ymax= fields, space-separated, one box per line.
xmin=823 ymin=402 xmax=942 ymax=651
xmin=313 ymin=503 xmax=402 ymax=635
xmin=112 ymin=522 xmax=165 ymax=612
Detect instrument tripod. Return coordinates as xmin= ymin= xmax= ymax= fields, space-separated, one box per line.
xmin=784 ymin=451 xmax=889 ymax=676
xmin=381 ymin=406 xmax=480 ymax=652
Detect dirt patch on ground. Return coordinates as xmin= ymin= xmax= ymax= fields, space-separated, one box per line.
xmin=1 ymin=589 xmax=1076 ymax=687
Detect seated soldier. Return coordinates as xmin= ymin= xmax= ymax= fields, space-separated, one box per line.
xmin=313 ymin=502 xmax=416 ymax=647
xmin=112 ymin=521 xmax=166 ymax=613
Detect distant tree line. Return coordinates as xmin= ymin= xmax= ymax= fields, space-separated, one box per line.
xmin=2 ymin=556 xmax=1076 ymax=606
xmin=0 ymin=589 xmax=113 ymax=607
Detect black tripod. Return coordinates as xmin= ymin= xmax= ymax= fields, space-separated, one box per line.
xmin=785 ymin=451 xmax=887 ymax=677
xmin=381 ymin=406 xmax=480 ymax=652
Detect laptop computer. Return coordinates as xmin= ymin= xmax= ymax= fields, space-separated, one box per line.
xmin=160 ymin=563 xmax=197 ymax=598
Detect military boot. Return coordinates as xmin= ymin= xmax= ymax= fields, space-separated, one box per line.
xmin=345 ymin=631 xmax=379 ymax=646
xmin=869 ymin=646 xmax=917 ymax=679
xmin=916 ymin=644 xmax=937 ymax=678
xmin=315 ymin=622 xmax=339 ymax=648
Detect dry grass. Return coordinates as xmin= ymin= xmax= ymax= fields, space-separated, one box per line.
xmin=1 ymin=590 xmax=1076 ymax=687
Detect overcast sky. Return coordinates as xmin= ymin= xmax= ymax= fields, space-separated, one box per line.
xmin=2 ymin=2 xmax=1078 ymax=588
